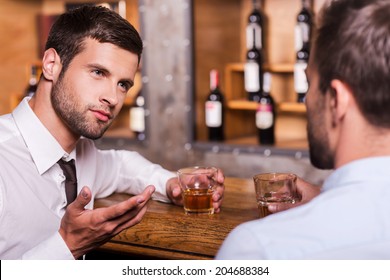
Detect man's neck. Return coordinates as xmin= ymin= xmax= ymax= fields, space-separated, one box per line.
xmin=335 ymin=120 xmax=390 ymax=169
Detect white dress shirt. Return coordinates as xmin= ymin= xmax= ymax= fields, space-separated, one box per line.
xmin=0 ymin=98 xmax=174 ymax=259
xmin=216 ymin=157 xmax=390 ymax=259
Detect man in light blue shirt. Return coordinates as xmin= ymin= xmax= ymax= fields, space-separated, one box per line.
xmin=217 ymin=0 xmax=390 ymax=259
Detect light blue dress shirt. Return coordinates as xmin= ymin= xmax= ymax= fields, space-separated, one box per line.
xmin=216 ymin=157 xmax=390 ymax=259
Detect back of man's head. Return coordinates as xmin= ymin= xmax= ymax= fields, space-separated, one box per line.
xmin=314 ymin=0 xmax=390 ymax=128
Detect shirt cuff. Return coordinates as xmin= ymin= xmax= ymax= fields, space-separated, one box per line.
xmin=152 ymin=170 xmax=175 ymax=203
xmin=21 ymin=232 xmax=74 ymax=260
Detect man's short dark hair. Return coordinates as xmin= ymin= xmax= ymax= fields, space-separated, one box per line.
xmin=314 ymin=0 xmax=390 ymax=128
xmin=45 ymin=5 xmax=143 ymax=73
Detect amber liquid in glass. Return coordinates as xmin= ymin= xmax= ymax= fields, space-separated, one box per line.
xmin=183 ymin=188 xmax=214 ymax=214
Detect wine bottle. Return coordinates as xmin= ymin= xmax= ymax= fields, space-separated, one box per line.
xmin=245 ymin=0 xmax=263 ymax=102
xmin=294 ymin=42 xmax=310 ymax=103
xmin=245 ymin=29 xmax=263 ymax=102
xmin=24 ymin=65 xmax=38 ymax=97
xmin=256 ymin=72 xmax=275 ymax=145
xmin=205 ymin=69 xmax=224 ymax=141
xmin=246 ymin=0 xmax=263 ymax=51
xmin=294 ymin=0 xmax=312 ymax=103
xmin=129 ymin=91 xmax=146 ymax=141
xmin=295 ymin=0 xmax=312 ymax=52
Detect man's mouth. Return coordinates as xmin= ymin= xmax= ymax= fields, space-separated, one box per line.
xmin=90 ymin=109 xmax=112 ymax=122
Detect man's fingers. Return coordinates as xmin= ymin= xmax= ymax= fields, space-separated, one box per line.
xmin=216 ymin=168 xmax=225 ymax=184
xmin=172 ymin=186 xmax=181 ymax=198
xmin=267 ymin=203 xmax=288 ymax=213
xmin=88 ymin=186 xmax=154 ymax=237
xmin=108 ymin=194 xmax=151 ymax=230
xmin=100 ymin=185 xmax=155 ymax=221
xmin=69 ymin=186 xmax=92 ymax=211
xmin=112 ymin=205 xmax=149 ymax=235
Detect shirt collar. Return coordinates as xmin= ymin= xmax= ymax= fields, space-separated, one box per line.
xmin=12 ymin=97 xmax=75 ymax=174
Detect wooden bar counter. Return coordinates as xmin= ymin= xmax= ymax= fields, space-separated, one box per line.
xmin=94 ymin=177 xmax=259 ymax=260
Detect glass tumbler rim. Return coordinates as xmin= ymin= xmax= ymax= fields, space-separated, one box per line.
xmin=253 ymin=172 xmax=297 ymax=182
xmin=177 ymin=166 xmax=218 ymax=175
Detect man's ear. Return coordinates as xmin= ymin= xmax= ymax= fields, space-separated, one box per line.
xmin=41 ymin=48 xmax=62 ymax=81
xmin=329 ymin=79 xmax=351 ymax=126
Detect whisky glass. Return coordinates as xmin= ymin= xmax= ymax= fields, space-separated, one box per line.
xmin=253 ymin=173 xmax=298 ymax=218
xmin=177 ymin=166 xmax=217 ymax=215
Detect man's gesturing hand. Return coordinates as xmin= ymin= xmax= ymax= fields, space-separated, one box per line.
xmin=59 ymin=185 xmax=155 ymax=259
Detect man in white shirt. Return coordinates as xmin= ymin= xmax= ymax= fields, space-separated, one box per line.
xmin=0 ymin=6 xmax=224 ymax=259
xmin=216 ymin=0 xmax=390 ymax=259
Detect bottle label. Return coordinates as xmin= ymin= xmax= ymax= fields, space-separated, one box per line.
xmin=294 ymin=62 xmax=308 ymax=93
xmin=246 ymin=24 xmax=262 ymax=50
xmin=294 ymin=24 xmax=303 ymax=52
xmin=256 ymin=104 xmax=274 ymax=129
xmin=244 ymin=62 xmax=260 ymax=92
xmin=295 ymin=22 xmax=310 ymax=51
xmin=301 ymin=22 xmax=310 ymax=43
xmin=129 ymin=107 xmax=145 ymax=132
xmin=205 ymin=101 xmax=222 ymax=127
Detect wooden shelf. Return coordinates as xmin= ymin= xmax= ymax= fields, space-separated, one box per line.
xmin=267 ymin=63 xmax=294 ymax=73
xmin=278 ymin=102 xmax=306 ymax=114
xmin=226 ymin=62 xmax=294 ymax=74
xmin=227 ymin=99 xmax=258 ymax=110
xmin=227 ymin=100 xmax=306 ymax=114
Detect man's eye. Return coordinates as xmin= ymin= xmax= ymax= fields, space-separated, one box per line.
xmin=118 ymin=82 xmax=129 ymax=92
xmin=92 ymin=69 xmax=103 ymax=76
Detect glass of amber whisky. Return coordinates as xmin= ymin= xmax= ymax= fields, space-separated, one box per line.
xmin=177 ymin=166 xmax=217 ymax=215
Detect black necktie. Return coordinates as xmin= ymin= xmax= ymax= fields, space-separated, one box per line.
xmin=58 ymin=159 xmax=84 ymax=259
xmin=58 ymin=159 xmax=77 ymax=206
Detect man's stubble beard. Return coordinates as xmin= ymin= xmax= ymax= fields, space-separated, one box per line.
xmin=50 ymin=74 xmax=112 ymax=140
xmin=306 ymin=107 xmax=334 ymax=170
